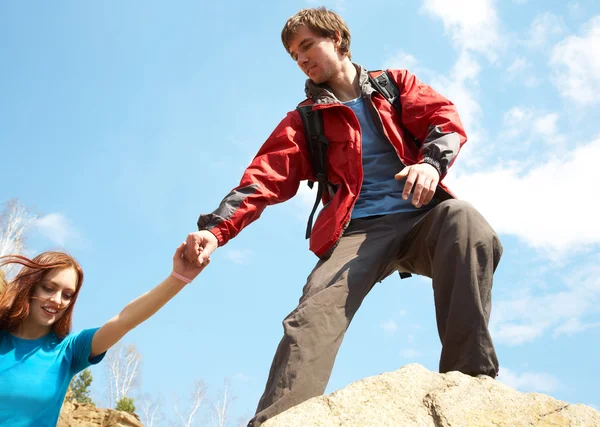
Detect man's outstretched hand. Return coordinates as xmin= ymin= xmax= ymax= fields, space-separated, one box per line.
xmin=395 ymin=163 xmax=440 ymax=208
xmin=185 ymin=230 xmax=218 ymax=267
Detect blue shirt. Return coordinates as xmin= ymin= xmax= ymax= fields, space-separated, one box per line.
xmin=344 ymin=96 xmax=431 ymax=219
xmin=0 ymin=328 xmax=105 ymax=427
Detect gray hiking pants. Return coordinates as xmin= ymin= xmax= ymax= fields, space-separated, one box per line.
xmin=249 ymin=199 xmax=502 ymax=426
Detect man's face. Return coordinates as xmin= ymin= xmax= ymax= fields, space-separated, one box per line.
xmin=29 ymin=267 xmax=78 ymax=328
xmin=288 ymin=25 xmax=343 ymax=84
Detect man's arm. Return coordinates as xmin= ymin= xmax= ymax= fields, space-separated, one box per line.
xmin=387 ymin=69 xmax=468 ymax=207
xmin=186 ymin=111 xmax=312 ymax=264
xmin=388 ymin=68 xmax=467 ymax=175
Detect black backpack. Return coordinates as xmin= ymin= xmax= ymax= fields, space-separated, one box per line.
xmin=297 ymin=70 xmax=421 ymax=240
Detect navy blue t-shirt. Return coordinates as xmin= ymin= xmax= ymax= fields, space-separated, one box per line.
xmin=344 ymin=96 xmax=433 ymax=218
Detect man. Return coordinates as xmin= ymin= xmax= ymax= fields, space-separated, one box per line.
xmin=186 ymin=7 xmax=502 ymax=426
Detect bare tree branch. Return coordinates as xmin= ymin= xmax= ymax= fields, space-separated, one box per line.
xmin=212 ymin=379 xmax=235 ymax=427
xmin=139 ymin=393 xmax=164 ymax=427
xmin=237 ymin=415 xmax=253 ymax=427
xmin=174 ymin=379 xmax=207 ymax=427
xmin=0 ymin=199 xmax=37 ymax=278
xmin=106 ymin=343 xmax=141 ymax=406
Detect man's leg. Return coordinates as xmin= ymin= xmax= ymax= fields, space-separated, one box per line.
xmin=249 ymin=214 xmax=412 ymax=426
xmin=397 ymin=200 xmax=502 ymax=377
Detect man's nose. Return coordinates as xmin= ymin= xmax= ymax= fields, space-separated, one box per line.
xmin=298 ymin=52 xmax=309 ymax=65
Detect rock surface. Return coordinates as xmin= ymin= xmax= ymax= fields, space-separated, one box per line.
xmin=58 ymin=399 xmax=142 ymax=427
xmin=264 ymin=364 xmax=600 ymax=427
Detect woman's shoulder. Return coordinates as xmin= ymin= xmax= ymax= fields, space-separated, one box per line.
xmin=57 ymin=328 xmax=100 ymax=350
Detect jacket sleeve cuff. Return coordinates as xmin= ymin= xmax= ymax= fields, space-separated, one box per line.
xmin=419 ymin=157 xmax=442 ymax=177
xmin=197 ymin=224 xmax=226 ymax=247
xmin=208 ymin=228 xmax=225 ymax=247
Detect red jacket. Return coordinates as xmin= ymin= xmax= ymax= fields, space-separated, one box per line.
xmin=198 ymin=66 xmax=467 ymax=258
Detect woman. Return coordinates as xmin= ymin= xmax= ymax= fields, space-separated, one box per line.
xmin=0 ymin=242 xmax=208 ymax=426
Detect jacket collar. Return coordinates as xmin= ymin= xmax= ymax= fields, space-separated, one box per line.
xmin=304 ymin=63 xmax=376 ymax=105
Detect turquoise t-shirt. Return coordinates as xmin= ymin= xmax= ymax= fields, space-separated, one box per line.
xmin=0 ymin=328 xmax=105 ymax=427
xmin=344 ymin=96 xmax=433 ymax=219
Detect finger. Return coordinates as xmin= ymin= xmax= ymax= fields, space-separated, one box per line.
xmin=413 ymin=175 xmax=429 ymax=207
xmin=395 ymin=168 xmax=408 ymax=180
xmin=185 ymin=233 xmax=196 ymax=246
xmin=174 ymin=242 xmax=185 ymax=260
xmin=185 ymin=235 xmax=201 ymax=257
xmin=420 ymin=188 xmax=432 ymax=206
xmin=188 ymin=247 xmax=205 ymax=267
xmin=423 ymin=181 xmax=437 ymax=205
xmin=182 ymin=252 xmax=197 ymax=264
xmin=402 ymin=168 xmax=417 ymax=200
xmin=198 ymin=246 xmax=214 ymax=265
xmin=194 ymin=254 xmax=205 ymax=267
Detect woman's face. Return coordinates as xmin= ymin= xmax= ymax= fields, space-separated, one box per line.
xmin=29 ymin=267 xmax=78 ymax=328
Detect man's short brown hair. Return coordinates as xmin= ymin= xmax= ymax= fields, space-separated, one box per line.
xmin=281 ymin=7 xmax=352 ymax=59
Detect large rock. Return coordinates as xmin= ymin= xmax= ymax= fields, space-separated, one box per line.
xmin=58 ymin=399 xmax=142 ymax=427
xmin=264 ymin=364 xmax=600 ymax=427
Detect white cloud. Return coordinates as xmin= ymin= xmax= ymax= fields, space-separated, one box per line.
xmin=361 ymin=1 xmax=504 ymax=176
xmin=381 ymin=320 xmax=398 ymax=333
xmin=503 ymin=106 xmax=532 ymax=125
xmin=552 ymin=318 xmax=600 ymax=338
xmin=502 ymin=106 xmax=533 ymax=139
xmin=532 ymin=113 xmax=565 ymax=145
xmin=429 ymin=52 xmax=483 ymax=167
xmin=500 ymin=107 xmax=564 ymax=147
xmin=525 ymin=12 xmax=567 ymax=48
xmin=445 ymin=135 xmax=600 ymax=252
xmin=568 ymin=2 xmax=584 ymax=20
xmin=498 ymin=368 xmax=560 ymax=393
xmin=385 ymin=51 xmax=421 ymax=73
xmin=491 ymin=259 xmax=600 ymax=345
xmin=507 ymin=57 xmax=527 ymax=74
xmin=532 ymin=113 xmax=559 ymax=136
xmin=224 ymin=249 xmax=253 ymax=265
xmin=421 ymin=0 xmax=502 ymax=58
xmin=34 ymin=213 xmax=79 ymax=247
xmin=399 ymin=348 xmax=421 ymax=359
xmin=506 ymin=58 xmax=539 ymax=87
xmin=493 ymin=324 xmax=544 ymax=346
xmin=551 ymin=16 xmax=600 ymax=105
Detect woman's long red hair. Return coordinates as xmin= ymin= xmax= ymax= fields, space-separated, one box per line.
xmin=0 ymin=252 xmax=84 ymax=339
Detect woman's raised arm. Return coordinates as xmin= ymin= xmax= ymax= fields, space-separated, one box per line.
xmin=90 ymin=242 xmax=208 ymax=358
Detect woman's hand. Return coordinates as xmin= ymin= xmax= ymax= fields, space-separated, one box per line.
xmin=173 ymin=242 xmax=210 ymax=283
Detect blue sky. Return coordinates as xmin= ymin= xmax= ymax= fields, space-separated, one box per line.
xmin=1 ymin=0 xmax=599 ymax=424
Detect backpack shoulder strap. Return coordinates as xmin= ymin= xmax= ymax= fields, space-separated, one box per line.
xmin=368 ymin=70 xmax=401 ymax=112
xmin=296 ymin=102 xmax=330 ymax=239
xmin=369 ymin=71 xmax=416 ymax=279
xmin=368 ymin=70 xmax=421 ymax=149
